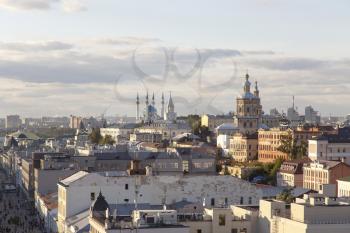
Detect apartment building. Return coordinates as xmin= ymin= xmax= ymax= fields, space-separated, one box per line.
xmin=230 ymin=133 xmax=258 ymax=162
xmin=308 ymin=135 xmax=350 ymax=165
xmin=303 ymin=160 xmax=350 ymax=191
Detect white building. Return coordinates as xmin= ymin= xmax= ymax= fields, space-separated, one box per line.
xmin=308 ymin=135 xmax=350 ymax=164
xmin=100 ymin=124 xmax=137 ymax=142
xmin=57 ymin=171 xmax=263 ymax=232
xmin=337 ymin=176 xmax=350 ymax=197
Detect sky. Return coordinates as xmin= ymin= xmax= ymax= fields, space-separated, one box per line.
xmin=0 ymin=0 xmax=349 ymax=118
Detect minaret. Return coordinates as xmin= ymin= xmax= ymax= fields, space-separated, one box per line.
xmin=161 ymin=92 xmax=165 ymax=120
xmin=244 ymin=73 xmax=251 ymax=94
xmin=168 ymin=91 xmax=174 ymax=113
xmin=254 ymin=81 xmax=259 ymax=97
xmin=146 ymin=92 xmax=149 ymax=106
xmin=136 ymin=93 xmax=140 ymax=121
xmin=152 ymin=92 xmax=155 ymax=106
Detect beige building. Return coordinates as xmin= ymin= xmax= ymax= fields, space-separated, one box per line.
xmin=129 ymin=132 xmax=162 ymax=143
xmin=69 ymin=115 xmax=82 ymax=129
xmin=303 ymin=160 xmax=350 ymax=191
xmin=259 ymin=194 xmax=350 ymax=233
xmin=182 ymin=206 xmax=256 ymax=233
xmin=201 ymin=114 xmax=234 ymax=132
xmin=258 ymin=128 xmax=290 ymax=163
xmin=277 ymin=159 xmax=309 ymax=188
xmin=230 ymin=133 xmax=258 ymax=162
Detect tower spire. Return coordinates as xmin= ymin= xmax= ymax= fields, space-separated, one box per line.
xmin=146 ymin=91 xmax=149 ymax=105
xmin=254 ymin=81 xmax=259 ymax=97
xmin=152 ymin=92 xmax=155 ymax=106
xmin=244 ymin=73 xmax=251 ymax=94
xmin=136 ymin=93 xmax=140 ymax=121
xmin=161 ymin=92 xmax=165 ymax=120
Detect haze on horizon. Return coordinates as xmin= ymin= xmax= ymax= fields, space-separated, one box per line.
xmin=0 ymin=0 xmax=349 ymax=118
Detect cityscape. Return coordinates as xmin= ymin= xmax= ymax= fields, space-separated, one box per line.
xmin=0 ymin=1 xmax=350 ymax=233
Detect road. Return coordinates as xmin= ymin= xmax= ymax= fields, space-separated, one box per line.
xmin=0 ymin=170 xmax=44 ymax=233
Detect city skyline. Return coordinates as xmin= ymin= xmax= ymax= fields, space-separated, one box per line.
xmin=0 ymin=0 xmax=349 ymax=117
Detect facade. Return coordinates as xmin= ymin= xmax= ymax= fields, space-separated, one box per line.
xmin=308 ymin=135 xmax=350 ymax=164
xmin=5 ymin=115 xmax=22 ymax=129
xmin=100 ymin=123 xmax=137 ymax=142
xmin=259 ymin=195 xmax=350 ymax=233
xmin=277 ymin=159 xmax=309 ymax=188
xmin=258 ymin=128 xmax=290 ymax=163
xmin=129 ymin=132 xmax=163 ymax=143
xmin=69 ymin=115 xmax=82 ymax=129
xmin=305 ymin=105 xmax=321 ymax=124
xmin=258 ymin=126 xmax=325 ymax=163
xmin=57 ymin=172 xmax=263 ymax=232
xmin=229 ymin=133 xmax=258 ymax=162
xmin=201 ymin=115 xmax=234 ymax=132
xmin=337 ymin=176 xmax=350 ymax=197
xmin=303 ymin=160 xmax=350 ymax=191
xmin=182 ymin=206 xmax=255 ymax=233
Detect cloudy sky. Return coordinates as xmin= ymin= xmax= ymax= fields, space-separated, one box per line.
xmin=0 ymin=0 xmax=349 ymax=118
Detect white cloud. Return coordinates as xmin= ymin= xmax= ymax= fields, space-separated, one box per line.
xmin=0 ymin=0 xmax=86 ymax=12
xmin=0 ymin=38 xmax=349 ymax=117
xmin=62 ymin=0 xmax=86 ymax=12
xmin=0 ymin=0 xmax=58 ymax=10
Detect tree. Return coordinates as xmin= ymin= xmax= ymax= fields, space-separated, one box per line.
xmin=278 ymin=132 xmax=310 ymax=160
xmin=88 ymin=128 xmax=102 ymax=144
xmin=101 ymin=135 xmax=115 ymax=145
xmin=277 ymin=189 xmax=294 ymax=203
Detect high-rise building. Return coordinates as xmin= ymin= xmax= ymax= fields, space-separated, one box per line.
xmin=305 ymin=105 xmax=320 ymax=124
xmin=5 ymin=115 xmax=22 ymax=129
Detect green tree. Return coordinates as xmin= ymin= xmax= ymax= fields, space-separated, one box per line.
xmin=88 ymin=128 xmax=102 ymax=144
xmin=277 ymin=189 xmax=294 ymax=203
xmin=278 ymin=132 xmax=309 ymax=160
xmin=101 ymin=135 xmax=116 ymax=145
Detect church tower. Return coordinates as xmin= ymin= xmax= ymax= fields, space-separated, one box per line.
xmin=235 ymin=73 xmax=262 ymax=134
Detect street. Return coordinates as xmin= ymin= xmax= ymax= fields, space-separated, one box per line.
xmin=0 ymin=170 xmax=44 ymax=233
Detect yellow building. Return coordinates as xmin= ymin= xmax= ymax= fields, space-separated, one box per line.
xmin=230 ymin=133 xmax=258 ymax=162
xmin=201 ymin=114 xmax=234 ymax=132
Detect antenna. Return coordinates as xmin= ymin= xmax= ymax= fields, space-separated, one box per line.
xmin=292 ymin=95 xmax=295 ymax=109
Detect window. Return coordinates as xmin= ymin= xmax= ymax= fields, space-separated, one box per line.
xmin=211 ymin=198 xmax=215 ymax=206
xmin=248 ymin=197 xmax=252 ymax=205
xmin=125 ymin=184 xmax=129 ymax=190
xmin=240 ymin=228 xmax=247 ymax=233
xmin=197 ymin=230 xmax=202 ymax=233
xmin=124 ymin=199 xmax=129 ymax=202
xmin=240 ymin=197 xmax=244 ymax=205
xmin=146 ymin=217 xmax=155 ymax=224
xmin=90 ymin=192 xmax=95 ymax=201
xmin=219 ymin=214 xmax=226 ymax=226
xmin=232 ymin=229 xmax=238 ymax=233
